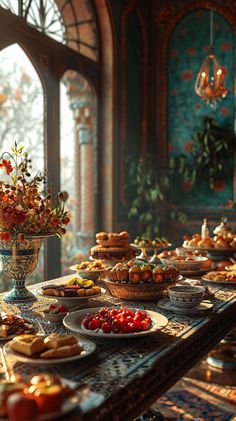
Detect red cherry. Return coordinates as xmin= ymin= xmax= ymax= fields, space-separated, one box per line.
xmin=49 ymin=304 xmax=56 ymax=310
xmin=120 ymin=324 xmax=132 ymax=334
xmin=82 ymin=315 xmax=94 ymax=329
xmin=88 ymin=319 xmax=101 ymax=330
xmin=57 ymin=305 xmax=68 ymax=313
xmin=98 ymin=308 xmax=109 ymax=317
xmin=101 ymin=322 xmax=112 ymax=333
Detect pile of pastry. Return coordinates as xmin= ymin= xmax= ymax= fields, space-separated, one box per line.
xmin=103 ymin=260 xmax=179 ymax=284
xmin=10 ymin=333 xmax=82 ymax=359
xmin=41 ymin=280 xmax=101 ymax=297
xmin=0 ymin=313 xmax=35 ymax=338
xmin=72 ymin=259 xmax=106 ymax=271
xmin=90 ymin=231 xmax=136 ymax=261
xmin=203 ymin=271 xmax=236 ymax=282
xmin=183 ymin=233 xmax=236 ymax=249
xmin=0 ymin=372 xmax=76 ymax=419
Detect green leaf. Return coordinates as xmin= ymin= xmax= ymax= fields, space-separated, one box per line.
xmin=203 ymin=133 xmax=209 ymax=146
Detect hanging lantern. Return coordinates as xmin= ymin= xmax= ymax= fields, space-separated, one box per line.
xmin=195 ymin=53 xmax=228 ymax=106
xmin=195 ymin=11 xmax=228 ymax=106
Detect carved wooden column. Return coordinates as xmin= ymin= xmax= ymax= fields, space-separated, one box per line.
xmin=64 ymin=71 xmax=96 ymax=256
xmin=75 ymin=105 xmax=96 ymax=251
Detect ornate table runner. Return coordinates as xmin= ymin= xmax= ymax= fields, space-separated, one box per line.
xmin=1 ymin=277 xmax=236 ymax=420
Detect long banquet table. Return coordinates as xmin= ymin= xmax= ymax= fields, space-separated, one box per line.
xmin=1 ymin=276 xmax=236 ymax=420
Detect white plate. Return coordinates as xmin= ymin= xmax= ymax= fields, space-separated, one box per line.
xmin=63 ymin=307 xmax=168 ymax=338
xmin=36 ymin=287 xmax=106 ymax=302
xmin=201 ymin=276 xmax=236 ymax=285
xmin=158 ymin=298 xmax=213 ymax=315
xmin=182 ymin=244 xmax=236 ymax=254
xmin=3 ymin=338 xmax=96 ymax=365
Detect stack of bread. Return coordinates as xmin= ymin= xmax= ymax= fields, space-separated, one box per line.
xmin=10 ymin=333 xmax=82 ymax=359
xmin=90 ymin=231 xmax=136 ymax=261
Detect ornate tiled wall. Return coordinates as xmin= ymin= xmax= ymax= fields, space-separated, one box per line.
xmin=168 ymin=9 xmax=234 ymax=208
xmin=110 ymin=0 xmax=236 ymax=240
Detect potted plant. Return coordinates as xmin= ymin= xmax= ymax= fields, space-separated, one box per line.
xmin=169 ymin=116 xmax=233 ymax=190
xmin=126 ymin=153 xmax=186 ymax=237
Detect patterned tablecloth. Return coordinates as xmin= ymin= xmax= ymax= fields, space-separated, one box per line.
xmin=1 ymin=276 xmax=236 ymax=420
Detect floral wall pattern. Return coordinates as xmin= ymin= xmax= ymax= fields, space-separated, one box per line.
xmin=168 ymin=9 xmax=234 ymax=207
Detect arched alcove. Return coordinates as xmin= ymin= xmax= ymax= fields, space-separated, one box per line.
xmin=168 ymin=9 xmax=234 ymax=208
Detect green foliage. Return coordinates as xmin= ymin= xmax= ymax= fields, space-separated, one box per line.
xmin=126 ymin=154 xmax=186 ymax=237
xmin=169 ymin=116 xmax=233 ymax=189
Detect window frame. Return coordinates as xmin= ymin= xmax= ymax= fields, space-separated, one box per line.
xmin=0 ymin=6 xmax=100 ymax=280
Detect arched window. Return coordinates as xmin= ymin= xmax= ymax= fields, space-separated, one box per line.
xmin=0 ymin=0 xmax=113 ymax=284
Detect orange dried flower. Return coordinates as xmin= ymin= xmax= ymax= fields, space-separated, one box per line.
xmin=0 ymin=143 xmax=70 ymax=239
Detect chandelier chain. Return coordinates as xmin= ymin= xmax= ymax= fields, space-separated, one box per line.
xmin=210 ymin=10 xmax=213 ymax=46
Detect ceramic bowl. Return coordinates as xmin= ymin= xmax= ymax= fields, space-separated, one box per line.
xmin=43 ymin=310 xmax=68 ymax=324
xmin=167 ymin=285 xmax=205 ymax=308
xmin=159 ymin=255 xmax=209 ymax=272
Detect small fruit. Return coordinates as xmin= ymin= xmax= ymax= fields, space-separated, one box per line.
xmin=28 ymin=384 xmax=63 ymax=413
xmin=6 ymin=392 xmax=38 ymax=421
xmin=57 ymin=305 xmax=68 ymax=313
xmin=88 ymin=318 xmax=101 ymax=330
xmin=77 ymin=279 xmax=94 ymax=288
xmin=67 ymin=276 xmax=77 ymax=285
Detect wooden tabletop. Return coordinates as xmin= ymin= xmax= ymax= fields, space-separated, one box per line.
xmin=1 ymin=276 xmax=236 ymax=420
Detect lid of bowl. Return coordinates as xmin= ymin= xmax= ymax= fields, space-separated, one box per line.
xmin=213 ymin=217 xmax=232 ymax=235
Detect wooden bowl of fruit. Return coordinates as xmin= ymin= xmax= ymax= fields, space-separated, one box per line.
xmin=99 ymin=260 xmax=180 ymax=301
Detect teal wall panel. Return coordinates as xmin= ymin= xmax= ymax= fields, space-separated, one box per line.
xmin=168 ymin=10 xmax=234 ymax=208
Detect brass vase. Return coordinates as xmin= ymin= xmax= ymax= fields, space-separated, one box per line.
xmin=0 ymin=235 xmax=47 ymax=303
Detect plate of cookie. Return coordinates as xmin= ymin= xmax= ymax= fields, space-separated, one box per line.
xmin=3 ymin=333 xmax=96 ymax=365
xmin=36 ymin=281 xmax=106 ymax=303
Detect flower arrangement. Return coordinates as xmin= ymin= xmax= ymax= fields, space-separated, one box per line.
xmin=0 ymin=143 xmax=70 ymax=241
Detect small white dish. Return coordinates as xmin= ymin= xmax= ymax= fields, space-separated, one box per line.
xmin=43 ymin=311 xmax=69 ymax=324
xmin=158 ymin=298 xmax=213 ymax=315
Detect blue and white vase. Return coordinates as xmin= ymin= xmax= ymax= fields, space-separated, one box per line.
xmin=0 ymin=235 xmax=46 ymax=303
